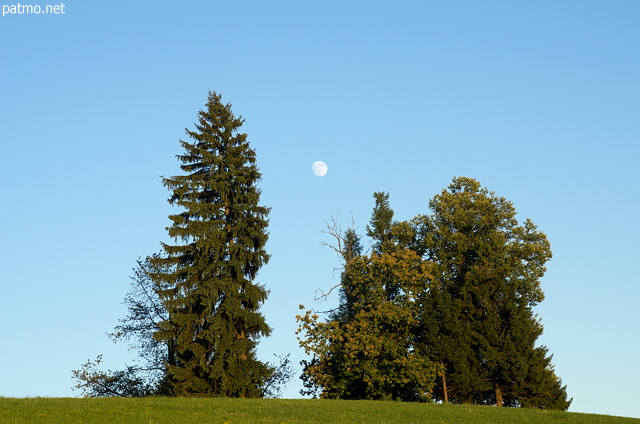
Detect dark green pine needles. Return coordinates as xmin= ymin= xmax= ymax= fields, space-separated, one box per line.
xmin=150 ymin=91 xmax=272 ymax=397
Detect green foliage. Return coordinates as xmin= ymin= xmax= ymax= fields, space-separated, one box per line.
xmin=261 ymin=354 xmax=296 ymax=399
xmin=73 ymin=94 xmax=291 ymax=398
xmin=73 ymin=256 xmax=291 ymax=398
xmin=299 ymin=177 xmax=570 ymax=410
xmin=366 ymin=192 xmax=396 ymax=254
xmin=413 ymin=177 xmax=570 ymax=409
xmin=149 ymin=91 xmax=272 ymax=397
xmin=297 ymin=250 xmax=439 ymax=401
xmin=71 ymin=355 xmax=157 ymax=398
xmin=328 ymin=226 xmax=363 ymax=325
xmin=1 ymin=398 xmax=637 ymax=424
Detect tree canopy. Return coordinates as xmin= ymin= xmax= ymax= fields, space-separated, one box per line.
xmin=297 ymin=177 xmax=570 ymax=409
xmin=414 ymin=177 xmax=569 ymax=408
xmin=72 ymin=92 xmax=569 ymax=408
xmin=298 ymin=249 xmax=438 ymax=401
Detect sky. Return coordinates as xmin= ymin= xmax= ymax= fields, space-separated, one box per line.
xmin=1 ymin=0 xmax=639 ymax=418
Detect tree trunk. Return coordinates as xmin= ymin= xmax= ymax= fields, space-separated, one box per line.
xmin=495 ymin=383 xmax=503 ymax=407
xmin=441 ymin=363 xmax=448 ymax=403
xmin=238 ymin=330 xmax=247 ymax=398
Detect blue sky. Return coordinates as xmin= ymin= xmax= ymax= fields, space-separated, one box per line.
xmin=1 ymin=0 xmax=639 ymax=418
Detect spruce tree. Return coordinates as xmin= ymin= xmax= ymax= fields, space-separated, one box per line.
xmin=366 ymin=192 xmax=396 ymax=254
xmin=366 ymin=191 xmax=416 ymax=254
xmin=150 ymin=91 xmax=272 ymax=397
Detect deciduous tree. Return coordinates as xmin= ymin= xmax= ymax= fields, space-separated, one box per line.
xmin=72 ymin=257 xmax=173 ymax=397
xmin=414 ymin=177 xmax=571 ymax=409
xmin=297 ymin=249 xmax=439 ymax=401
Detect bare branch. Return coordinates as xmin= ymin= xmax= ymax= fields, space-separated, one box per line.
xmin=316 ymin=212 xmax=363 ymax=303
xmin=135 ymin=258 xmax=168 ymax=323
xmin=320 ymin=213 xmax=346 ymax=259
xmin=313 ymin=282 xmax=342 ymax=301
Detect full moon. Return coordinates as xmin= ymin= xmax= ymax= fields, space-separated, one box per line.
xmin=312 ymin=161 xmax=328 ymax=177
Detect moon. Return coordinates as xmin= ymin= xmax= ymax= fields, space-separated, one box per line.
xmin=312 ymin=161 xmax=328 ymax=177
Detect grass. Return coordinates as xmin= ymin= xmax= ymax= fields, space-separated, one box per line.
xmin=0 ymin=397 xmax=638 ymax=424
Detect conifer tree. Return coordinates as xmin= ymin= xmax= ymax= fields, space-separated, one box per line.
xmin=366 ymin=191 xmax=416 ymax=254
xmin=330 ymin=227 xmax=363 ymax=324
xmin=367 ymin=192 xmax=396 ymax=254
xmin=150 ymin=91 xmax=272 ymax=397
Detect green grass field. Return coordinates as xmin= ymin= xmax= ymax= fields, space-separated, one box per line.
xmin=1 ymin=398 xmax=638 ymax=424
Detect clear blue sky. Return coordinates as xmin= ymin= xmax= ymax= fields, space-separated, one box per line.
xmin=1 ymin=0 xmax=638 ymax=418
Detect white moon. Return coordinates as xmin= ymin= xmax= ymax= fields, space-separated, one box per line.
xmin=312 ymin=161 xmax=328 ymax=177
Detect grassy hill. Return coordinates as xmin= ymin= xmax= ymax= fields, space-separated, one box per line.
xmin=1 ymin=397 xmax=637 ymax=424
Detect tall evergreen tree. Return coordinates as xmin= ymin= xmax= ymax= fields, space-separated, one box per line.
xmin=150 ymin=91 xmax=272 ymax=397
xmin=367 ymin=192 xmax=395 ymax=254
xmin=366 ymin=191 xmax=416 ymax=255
xmin=414 ymin=177 xmax=571 ymax=409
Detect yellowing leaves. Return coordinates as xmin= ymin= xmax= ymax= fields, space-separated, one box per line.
xmin=295 ymin=250 xmax=438 ymax=401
